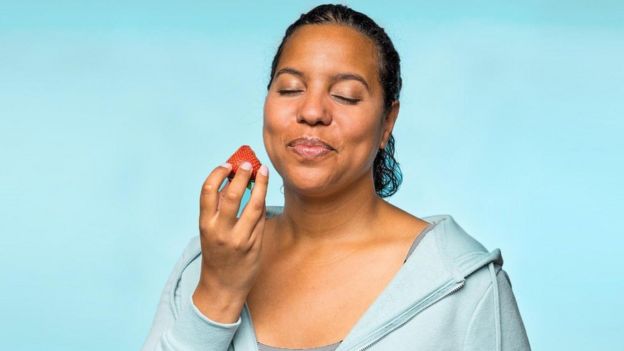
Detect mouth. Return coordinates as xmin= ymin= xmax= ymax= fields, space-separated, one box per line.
xmin=287 ymin=136 xmax=335 ymax=150
xmin=287 ymin=136 xmax=335 ymax=159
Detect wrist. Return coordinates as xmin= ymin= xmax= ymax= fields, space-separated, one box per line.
xmin=192 ymin=283 xmax=247 ymax=324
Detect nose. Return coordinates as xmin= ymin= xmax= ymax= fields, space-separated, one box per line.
xmin=296 ymin=89 xmax=331 ymax=126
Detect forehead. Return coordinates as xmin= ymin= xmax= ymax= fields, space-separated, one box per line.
xmin=277 ymin=24 xmax=380 ymax=84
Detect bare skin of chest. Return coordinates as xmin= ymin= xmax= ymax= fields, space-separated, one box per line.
xmin=246 ymin=218 xmax=429 ymax=348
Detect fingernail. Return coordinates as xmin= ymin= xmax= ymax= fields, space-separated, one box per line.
xmin=220 ymin=163 xmax=232 ymax=170
xmin=259 ymin=164 xmax=268 ymax=176
xmin=240 ymin=161 xmax=252 ymax=171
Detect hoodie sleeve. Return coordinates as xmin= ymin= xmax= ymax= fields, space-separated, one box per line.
xmin=140 ymin=237 xmax=241 ymax=351
xmin=463 ymin=266 xmax=531 ymax=351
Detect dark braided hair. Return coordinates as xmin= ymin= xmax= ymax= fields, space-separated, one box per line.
xmin=267 ymin=4 xmax=403 ymax=198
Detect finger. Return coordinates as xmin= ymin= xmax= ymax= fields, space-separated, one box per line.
xmin=238 ymin=164 xmax=269 ymax=232
xmin=248 ymin=213 xmax=266 ymax=252
xmin=217 ymin=181 xmax=230 ymax=211
xmin=200 ymin=163 xmax=233 ymax=217
xmin=218 ymin=161 xmax=254 ymax=221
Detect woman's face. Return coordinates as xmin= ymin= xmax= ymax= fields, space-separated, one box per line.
xmin=263 ymin=24 xmax=398 ymax=197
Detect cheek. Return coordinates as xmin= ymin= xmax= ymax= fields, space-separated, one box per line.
xmin=339 ymin=116 xmax=385 ymax=170
xmin=263 ymin=100 xmax=286 ymax=145
xmin=262 ymin=98 xmax=292 ymax=173
xmin=263 ymin=95 xmax=293 ymax=129
xmin=262 ymin=108 xmax=277 ymax=161
xmin=347 ymin=117 xmax=383 ymax=150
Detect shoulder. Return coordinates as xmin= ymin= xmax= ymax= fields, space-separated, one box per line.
xmin=421 ymin=215 xmax=523 ymax=325
xmin=421 ymin=214 xmax=503 ymax=279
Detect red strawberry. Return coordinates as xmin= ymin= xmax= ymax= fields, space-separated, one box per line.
xmin=226 ymin=145 xmax=262 ymax=183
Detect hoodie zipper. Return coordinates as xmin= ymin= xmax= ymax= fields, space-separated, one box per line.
xmin=347 ymin=278 xmax=465 ymax=351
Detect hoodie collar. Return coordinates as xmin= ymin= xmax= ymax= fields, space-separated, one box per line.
xmin=235 ymin=208 xmax=488 ymax=351
xmin=335 ymin=215 xmax=457 ymax=350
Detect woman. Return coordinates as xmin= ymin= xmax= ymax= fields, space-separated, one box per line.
xmin=142 ymin=4 xmax=530 ymax=351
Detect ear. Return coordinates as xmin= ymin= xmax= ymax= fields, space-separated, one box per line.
xmin=380 ymin=100 xmax=400 ymax=149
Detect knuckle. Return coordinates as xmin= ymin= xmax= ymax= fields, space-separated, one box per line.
xmin=232 ymin=238 xmax=249 ymax=252
xmin=209 ymin=228 xmax=229 ymax=245
xmin=249 ymin=199 xmax=264 ymax=212
xmin=201 ymin=183 xmax=214 ymax=194
xmin=199 ymin=214 xmax=221 ymax=231
xmin=214 ymin=235 xmax=228 ymax=246
xmin=198 ymin=219 xmax=215 ymax=235
xmin=224 ymin=190 xmax=239 ymax=202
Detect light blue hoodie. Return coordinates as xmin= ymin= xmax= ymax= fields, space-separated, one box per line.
xmin=142 ymin=206 xmax=530 ymax=350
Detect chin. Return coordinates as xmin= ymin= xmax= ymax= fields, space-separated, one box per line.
xmin=282 ymin=169 xmax=338 ymax=197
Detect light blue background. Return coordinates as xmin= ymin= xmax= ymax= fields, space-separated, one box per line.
xmin=1 ymin=1 xmax=622 ymax=350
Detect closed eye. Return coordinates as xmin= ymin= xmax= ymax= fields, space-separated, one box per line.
xmin=332 ymin=95 xmax=360 ymax=105
xmin=278 ymin=89 xmax=303 ymax=96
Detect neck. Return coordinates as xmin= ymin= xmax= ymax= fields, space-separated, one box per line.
xmin=277 ymin=173 xmax=385 ymax=246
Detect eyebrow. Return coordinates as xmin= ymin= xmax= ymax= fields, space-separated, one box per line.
xmin=274 ymin=67 xmax=370 ymax=92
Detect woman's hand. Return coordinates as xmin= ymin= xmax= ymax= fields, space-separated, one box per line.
xmin=192 ymin=161 xmax=269 ymax=323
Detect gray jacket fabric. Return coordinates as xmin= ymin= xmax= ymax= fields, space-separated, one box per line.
xmin=142 ymin=206 xmax=531 ymax=350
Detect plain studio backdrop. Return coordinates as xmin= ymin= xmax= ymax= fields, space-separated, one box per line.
xmin=1 ymin=1 xmax=622 ymax=350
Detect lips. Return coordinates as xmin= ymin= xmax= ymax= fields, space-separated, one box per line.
xmin=287 ymin=137 xmax=335 ymax=159
xmin=288 ymin=137 xmax=334 ymax=149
